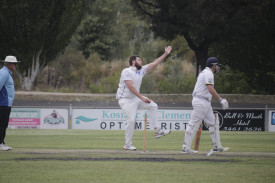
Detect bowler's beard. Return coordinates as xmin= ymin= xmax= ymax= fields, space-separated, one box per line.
xmin=135 ymin=62 xmax=142 ymax=70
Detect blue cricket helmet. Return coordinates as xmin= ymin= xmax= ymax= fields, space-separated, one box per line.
xmin=206 ymin=57 xmax=221 ymax=67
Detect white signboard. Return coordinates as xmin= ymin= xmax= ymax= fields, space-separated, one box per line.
xmin=40 ymin=109 xmax=68 ymax=129
xmin=72 ymin=109 xmax=192 ymax=130
xmin=268 ymin=110 xmax=275 ymax=131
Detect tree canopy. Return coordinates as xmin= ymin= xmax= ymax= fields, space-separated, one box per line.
xmin=74 ymin=0 xmax=157 ymax=61
xmin=131 ymin=1 xmax=270 ymax=69
xmin=0 ymin=0 xmax=88 ymax=90
xmin=74 ymin=0 xmax=118 ymax=60
xmin=210 ymin=0 xmax=275 ymax=94
xmin=1 ymin=0 xmax=273 ymax=94
xmin=131 ymin=0 xmax=275 ymax=94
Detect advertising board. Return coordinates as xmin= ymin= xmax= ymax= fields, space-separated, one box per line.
xmin=268 ymin=110 xmax=275 ymax=131
xmin=72 ymin=109 xmax=192 ymax=130
xmin=8 ymin=108 xmax=40 ymax=129
xmin=40 ymin=109 xmax=68 ymax=129
xmin=203 ymin=110 xmax=265 ymax=131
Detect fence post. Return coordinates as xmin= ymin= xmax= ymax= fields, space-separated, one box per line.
xmin=69 ymin=104 xmax=72 ymax=129
xmin=265 ymin=105 xmax=268 ymax=131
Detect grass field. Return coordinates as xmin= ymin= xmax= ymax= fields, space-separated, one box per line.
xmin=1 ymin=129 xmax=275 ymax=183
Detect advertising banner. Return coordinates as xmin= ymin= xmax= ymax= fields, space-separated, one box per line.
xmin=268 ymin=110 xmax=275 ymax=131
xmin=7 ymin=108 xmax=267 ymax=131
xmin=8 ymin=108 xmax=40 ymax=129
xmin=72 ymin=109 xmax=192 ymax=130
xmin=203 ymin=110 xmax=265 ymax=131
xmin=40 ymin=109 xmax=68 ymax=129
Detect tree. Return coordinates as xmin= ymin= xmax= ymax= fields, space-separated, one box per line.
xmin=74 ymin=0 xmax=151 ymax=61
xmin=74 ymin=0 xmax=119 ymax=60
xmin=0 ymin=0 xmax=88 ymax=90
xmin=131 ymin=0 xmax=265 ymax=75
xmin=209 ymin=0 xmax=275 ymax=94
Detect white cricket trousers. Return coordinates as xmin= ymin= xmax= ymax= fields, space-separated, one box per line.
xmin=118 ymin=97 xmax=159 ymax=146
xmin=183 ymin=98 xmax=216 ymax=149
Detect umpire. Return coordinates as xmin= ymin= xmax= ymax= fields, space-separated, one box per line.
xmin=0 ymin=56 xmax=20 ymax=151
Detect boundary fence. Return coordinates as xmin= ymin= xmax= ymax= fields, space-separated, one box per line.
xmin=9 ymin=104 xmax=275 ymax=132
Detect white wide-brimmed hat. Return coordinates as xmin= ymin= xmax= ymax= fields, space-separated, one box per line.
xmin=1 ymin=56 xmax=21 ymax=63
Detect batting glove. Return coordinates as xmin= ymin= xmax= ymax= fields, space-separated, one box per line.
xmin=219 ymin=98 xmax=229 ymax=110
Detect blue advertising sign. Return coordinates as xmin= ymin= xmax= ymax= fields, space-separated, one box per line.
xmin=272 ymin=112 xmax=275 ymax=125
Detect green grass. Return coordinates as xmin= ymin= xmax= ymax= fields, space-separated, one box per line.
xmin=1 ymin=130 xmax=275 ymax=183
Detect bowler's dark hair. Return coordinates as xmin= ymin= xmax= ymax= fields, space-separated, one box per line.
xmin=129 ymin=55 xmax=140 ymax=66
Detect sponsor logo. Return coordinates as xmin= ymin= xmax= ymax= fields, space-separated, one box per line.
xmin=75 ymin=116 xmax=97 ymax=124
xmin=43 ymin=110 xmax=65 ymax=125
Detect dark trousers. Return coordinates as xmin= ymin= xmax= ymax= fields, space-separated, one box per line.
xmin=0 ymin=106 xmax=11 ymax=144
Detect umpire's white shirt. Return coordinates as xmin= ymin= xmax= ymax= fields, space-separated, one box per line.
xmin=116 ymin=65 xmax=148 ymax=99
xmin=192 ymin=67 xmax=214 ymax=101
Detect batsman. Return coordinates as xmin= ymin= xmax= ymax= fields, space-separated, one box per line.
xmin=181 ymin=57 xmax=229 ymax=154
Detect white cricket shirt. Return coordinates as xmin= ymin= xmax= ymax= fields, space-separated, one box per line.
xmin=192 ymin=67 xmax=214 ymax=101
xmin=116 ymin=65 xmax=148 ymax=99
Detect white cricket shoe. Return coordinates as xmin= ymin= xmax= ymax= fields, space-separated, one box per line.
xmin=213 ymin=146 xmax=229 ymax=152
xmin=207 ymin=146 xmax=229 ymax=156
xmin=123 ymin=145 xmax=136 ymax=151
xmin=154 ymin=129 xmax=171 ymax=139
xmin=0 ymin=143 xmax=10 ymax=151
xmin=181 ymin=147 xmax=198 ymax=154
xmin=4 ymin=144 xmax=12 ymax=150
